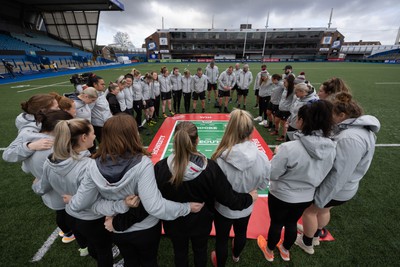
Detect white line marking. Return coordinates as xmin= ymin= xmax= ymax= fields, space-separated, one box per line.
xmin=375 ymin=82 xmax=400 ymax=85
xmin=10 ymin=85 xmax=31 ymax=88
xmin=269 ymin=144 xmax=400 ymax=148
xmin=31 ymin=227 xmax=60 ymax=262
xmin=23 ymin=84 xmax=72 ymax=87
xmin=375 ymin=144 xmax=400 ymax=147
xmin=17 ymin=81 xmax=69 ymax=93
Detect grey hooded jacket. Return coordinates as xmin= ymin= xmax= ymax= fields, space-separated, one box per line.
xmin=288 ymin=91 xmax=318 ymax=129
xmin=314 ymin=115 xmax=380 ymax=208
xmin=15 ymin=113 xmax=40 ymax=134
xmin=270 ymin=131 xmax=336 ymax=203
xmin=215 ymin=141 xmax=271 ymax=219
xmin=68 ymin=154 xmax=191 ymax=233
xmin=35 ymin=150 xmax=102 ymax=220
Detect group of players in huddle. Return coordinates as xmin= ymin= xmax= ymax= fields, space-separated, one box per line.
xmin=2 ymin=62 xmax=380 ymax=266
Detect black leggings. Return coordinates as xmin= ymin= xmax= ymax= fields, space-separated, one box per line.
xmin=112 ymin=222 xmax=161 ymax=267
xmin=55 ymin=209 xmax=72 ymax=235
xmin=214 ymin=212 xmax=251 ymax=267
xmin=259 ymin=96 xmax=270 ymax=118
xmin=74 ymin=216 xmax=113 ymax=267
xmin=93 ymin=125 xmax=103 ymax=143
xmin=169 ymin=230 xmax=210 ymax=267
xmin=153 ymin=95 xmax=160 ymax=119
xmin=133 ymin=100 xmax=143 ymax=127
xmin=65 ymin=213 xmax=88 ymax=249
xmin=172 ymin=90 xmax=183 ymax=113
xmin=267 ymin=193 xmax=312 ymax=251
xmin=183 ymin=92 xmax=192 ymax=113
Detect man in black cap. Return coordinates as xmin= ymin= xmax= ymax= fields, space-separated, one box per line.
xmin=283 ymin=65 xmax=294 ymax=79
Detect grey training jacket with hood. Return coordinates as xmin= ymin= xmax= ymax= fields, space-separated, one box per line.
xmin=36 ymin=150 xmax=104 ymax=220
xmin=215 ymin=141 xmax=271 ymax=219
xmin=68 ymin=154 xmax=191 ymax=233
xmin=270 ymin=130 xmax=336 ymax=203
xmin=314 ymin=115 xmax=380 ymax=208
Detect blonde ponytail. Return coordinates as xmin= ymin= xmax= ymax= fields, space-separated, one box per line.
xmin=212 ymin=109 xmax=253 ymax=160
xmin=52 ymin=120 xmax=74 ymax=161
xmin=52 ymin=118 xmax=92 ymax=161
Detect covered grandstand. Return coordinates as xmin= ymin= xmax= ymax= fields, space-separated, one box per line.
xmin=145 ymin=26 xmax=345 ymax=61
xmin=0 ymin=0 xmax=124 ymax=77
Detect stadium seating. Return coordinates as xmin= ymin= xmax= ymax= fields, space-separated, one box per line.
xmin=11 ymin=32 xmax=69 ymax=47
xmin=0 ymin=33 xmax=43 ymax=51
xmin=368 ymin=48 xmax=400 ymax=60
xmin=10 ymin=31 xmax=91 ymax=57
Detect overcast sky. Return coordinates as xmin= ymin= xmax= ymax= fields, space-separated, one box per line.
xmin=96 ymin=0 xmax=400 ymax=47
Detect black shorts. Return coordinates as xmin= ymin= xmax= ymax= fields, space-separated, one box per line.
xmin=255 ymin=89 xmax=259 ymax=96
xmin=145 ymin=99 xmax=154 ymax=108
xmin=192 ymin=91 xmax=206 ymax=100
xmin=161 ymin=91 xmax=172 ymax=100
xmin=324 ymin=199 xmax=347 ymax=208
xmin=232 ymin=84 xmax=239 ymax=91
xmin=267 ymin=102 xmax=280 ymax=114
xmin=207 ymin=83 xmax=217 ymax=91
xmin=237 ymin=88 xmax=249 ymax=96
xmin=218 ymin=90 xmax=230 ymax=98
xmin=276 ymin=110 xmax=291 ymax=120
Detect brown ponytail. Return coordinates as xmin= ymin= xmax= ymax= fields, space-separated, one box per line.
xmin=171 ymin=122 xmax=200 ymax=186
xmin=333 ymin=92 xmax=363 ymax=118
xmin=20 ymin=94 xmax=56 ymax=115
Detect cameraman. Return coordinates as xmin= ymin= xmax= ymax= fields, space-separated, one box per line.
xmin=2 ymin=59 xmax=15 ymax=78
xmin=70 ymin=72 xmax=92 ymax=93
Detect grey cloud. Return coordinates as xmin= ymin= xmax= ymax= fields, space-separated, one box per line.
xmin=97 ymin=0 xmax=400 ymax=46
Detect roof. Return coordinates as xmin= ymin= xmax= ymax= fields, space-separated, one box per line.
xmin=157 ymin=27 xmax=338 ymax=33
xmin=13 ymin=0 xmax=124 ymax=11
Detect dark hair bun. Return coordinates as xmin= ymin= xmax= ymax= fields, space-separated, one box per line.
xmin=20 ymin=101 xmax=28 ymax=112
xmin=34 ymin=109 xmax=46 ymax=124
xmin=335 ymin=92 xmax=352 ymax=103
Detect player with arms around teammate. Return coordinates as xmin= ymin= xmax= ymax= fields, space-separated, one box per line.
xmin=297 ymin=92 xmax=380 ymax=255
xmin=258 ymin=100 xmax=336 ymax=262
xmin=154 ymin=121 xmax=258 ymax=267
xmin=211 ymin=109 xmax=271 ymax=266
xmin=66 ymin=114 xmax=204 ymax=266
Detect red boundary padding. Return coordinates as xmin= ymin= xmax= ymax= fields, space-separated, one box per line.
xmin=148 ymin=114 xmax=333 ymax=242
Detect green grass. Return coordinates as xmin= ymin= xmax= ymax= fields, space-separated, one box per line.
xmin=1 ymin=62 xmax=399 ymax=266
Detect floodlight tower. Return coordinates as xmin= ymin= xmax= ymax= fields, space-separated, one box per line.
xmin=328 ymin=8 xmax=333 ymax=28
xmin=242 ymin=17 xmax=249 ymax=61
xmin=261 ymin=11 xmax=270 ymax=59
xmin=395 ymin=26 xmax=400 ymax=45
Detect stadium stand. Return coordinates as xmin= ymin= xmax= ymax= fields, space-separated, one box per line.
xmin=367 ymin=48 xmax=400 ymax=60
xmin=0 ymin=0 xmax=125 ymax=79
xmin=0 ymin=33 xmax=43 ymax=52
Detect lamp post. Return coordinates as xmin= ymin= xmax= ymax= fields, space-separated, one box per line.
xmin=242 ymin=17 xmax=249 ymax=61
xmin=261 ymin=11 xmax=270 ymax=61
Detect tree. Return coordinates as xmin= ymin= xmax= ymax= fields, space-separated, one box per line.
xmin=113 ymin=32 xmax=134 ymax=48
